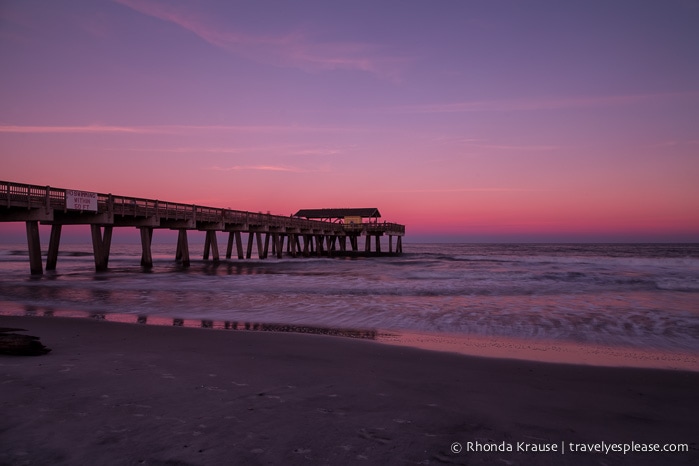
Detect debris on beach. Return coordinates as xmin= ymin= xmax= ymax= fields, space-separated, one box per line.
xmin=0 ymin=327 xmax=51 ymax=356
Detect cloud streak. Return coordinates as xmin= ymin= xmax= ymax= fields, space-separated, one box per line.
xmin=0 ymin=125 xmax=156 ymax=134
xmin=100 ymin=145 xmax=344 ymax=157
xmin=0 ymin=124 xmax=354 ymax=135
xmin=209 ymin=165 xmax=307 ymax=173
xmin=393 ymin=91 xmax=699 ymax=114
xmin=113 ymin=0 xmax=407 ymax=79
xmin=374 ymin=187 xmax=545 ymax=194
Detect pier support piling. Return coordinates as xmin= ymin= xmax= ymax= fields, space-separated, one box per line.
xmin=235 ymin=231 xmax=244 ymax=259
xmin=25 ymin=221 xmax=43 ymax=275
xmin=46 ymin=224 xmax=62 ymax=271
xmin=349 ymin=235 xmax=358 ymax=252
xmin=226 ymin=232 xmax=244 ymax=260
xmin=226 ymin=233 xmax=234 ymax=259
xmin=140 ymin=227 xmax=153 ymax=269
xmin=246 ymin=232 xmax=254 ymax=259
xmin=203 ymin=231 xmax=220 ymax=262
xmin=257 ymin=232 xmax=266 ymax=259
xmin=90 ymin=225 xmax=112 ymax=272
xmin=275 ymin=234 xmax=283 ymax=259
xmin=176 ymin=229 xmax=190 ymax=267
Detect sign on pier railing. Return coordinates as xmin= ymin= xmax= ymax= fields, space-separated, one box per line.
xmin=66 ymin=189 xmax=98 ymax=211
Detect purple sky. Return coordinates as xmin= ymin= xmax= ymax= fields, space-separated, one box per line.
xmin=1 ymin=0 xmax=698 ymax=242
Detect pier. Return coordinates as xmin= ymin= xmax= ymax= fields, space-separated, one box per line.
xmin=0 ymin=180 xmax=405 ymax=275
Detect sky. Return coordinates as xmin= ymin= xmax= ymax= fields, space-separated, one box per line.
xmin=1 ymin=0 xmax=698 ymax=242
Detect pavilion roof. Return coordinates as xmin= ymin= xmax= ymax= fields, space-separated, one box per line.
xmin=293 ymin=208 xmax=381 ymax=219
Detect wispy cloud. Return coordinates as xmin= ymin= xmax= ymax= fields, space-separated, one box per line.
xmin=650 ymin=139 xmax=699 ymax=148
xmin=209 ymin=165 xmax=307 ymax=173
xmin=392 ymin=91 xmax=699 ymax=114
xmin=287 ymin=148 xmax=342 ymax=157
xmin=99 ymin=144 xmax=345 ymax=158
xmin=0 ymin=124 xmax=353 ymax=135
xmin=0 ymin=125 xmax=157 ymax=134
xmin=113 ymin=0 xmax=407 ymax=79
xmin=464 ymin=142 xmax=560 ymax=152
xmin=434 ymin=136 xmax=560 ymax=152
xmin=373 ymin=187 xmax=545 ymax=194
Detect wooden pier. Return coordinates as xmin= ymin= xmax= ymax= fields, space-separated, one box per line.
xmin=0 ymin=181 xmax=405 ymax=275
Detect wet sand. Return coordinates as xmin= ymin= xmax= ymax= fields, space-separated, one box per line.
xmin=1 ymin=315 xmax=698 ymax=465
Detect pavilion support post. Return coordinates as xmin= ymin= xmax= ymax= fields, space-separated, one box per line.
xmin=316 ymin=235 xmax=324 ymax=257
xmin=289 ymin=234 xmax=298 ymax=257
xmin=375 ymin=235 xmax=381 ymax=253
xmin=339 ymin=236 xmax=347 ymax=252
xmin=389 ymin=235 xmax=393 ymax=254
xmin=302 ymin=235 xmax=311 ymax=257
xmin=397 ymin=236 xmax=403 ymax=254
xmin=140 ymin=227 xmax=153 ymax=269
xmin=176 ymin=229 xmax=190 ymax=267
xmin=365 ymin=234 xmax=371 ymax=253
xmin=25 ymin=221 xmax=43 ymax=275
xmin=269 ymin=233 xmax=279 ymax=258
xmin=46 ymin=224 xmax=62 ymax=271
xmin=90 ymin=225 xmax=112 ymax=272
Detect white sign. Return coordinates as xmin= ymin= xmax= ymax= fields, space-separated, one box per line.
xmin=66 ymin=189 xmax=98 ymax=211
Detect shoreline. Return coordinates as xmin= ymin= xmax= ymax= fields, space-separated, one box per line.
xmin=1 ymin=305 xmax=698 ymax=373
xmin=1 ymin=314 xmax=698 ymax=465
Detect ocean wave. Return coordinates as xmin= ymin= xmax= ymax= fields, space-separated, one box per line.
xmin=2 ymin=242 xmax=698 ymax=352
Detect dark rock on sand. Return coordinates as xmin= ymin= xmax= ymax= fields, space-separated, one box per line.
xmin=0 ymin=328 xmax=51 ymax=356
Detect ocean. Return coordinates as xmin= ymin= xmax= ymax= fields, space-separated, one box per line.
xmin=1 ymin=242 xmax=698 ymax=366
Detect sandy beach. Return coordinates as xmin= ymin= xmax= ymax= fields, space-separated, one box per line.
xmin=1 ymin=315 xmax=698 ymax=466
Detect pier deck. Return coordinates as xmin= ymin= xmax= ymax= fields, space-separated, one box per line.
xmin=0 ymin=181 xmax=405 ymax=274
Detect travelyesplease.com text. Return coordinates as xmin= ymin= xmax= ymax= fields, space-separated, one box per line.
xmin=450 ymin=440 xmax=689 ymax=455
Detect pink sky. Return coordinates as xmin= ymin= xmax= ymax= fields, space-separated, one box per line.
xmin=1 ymin=0 xmax=698 ymax=242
